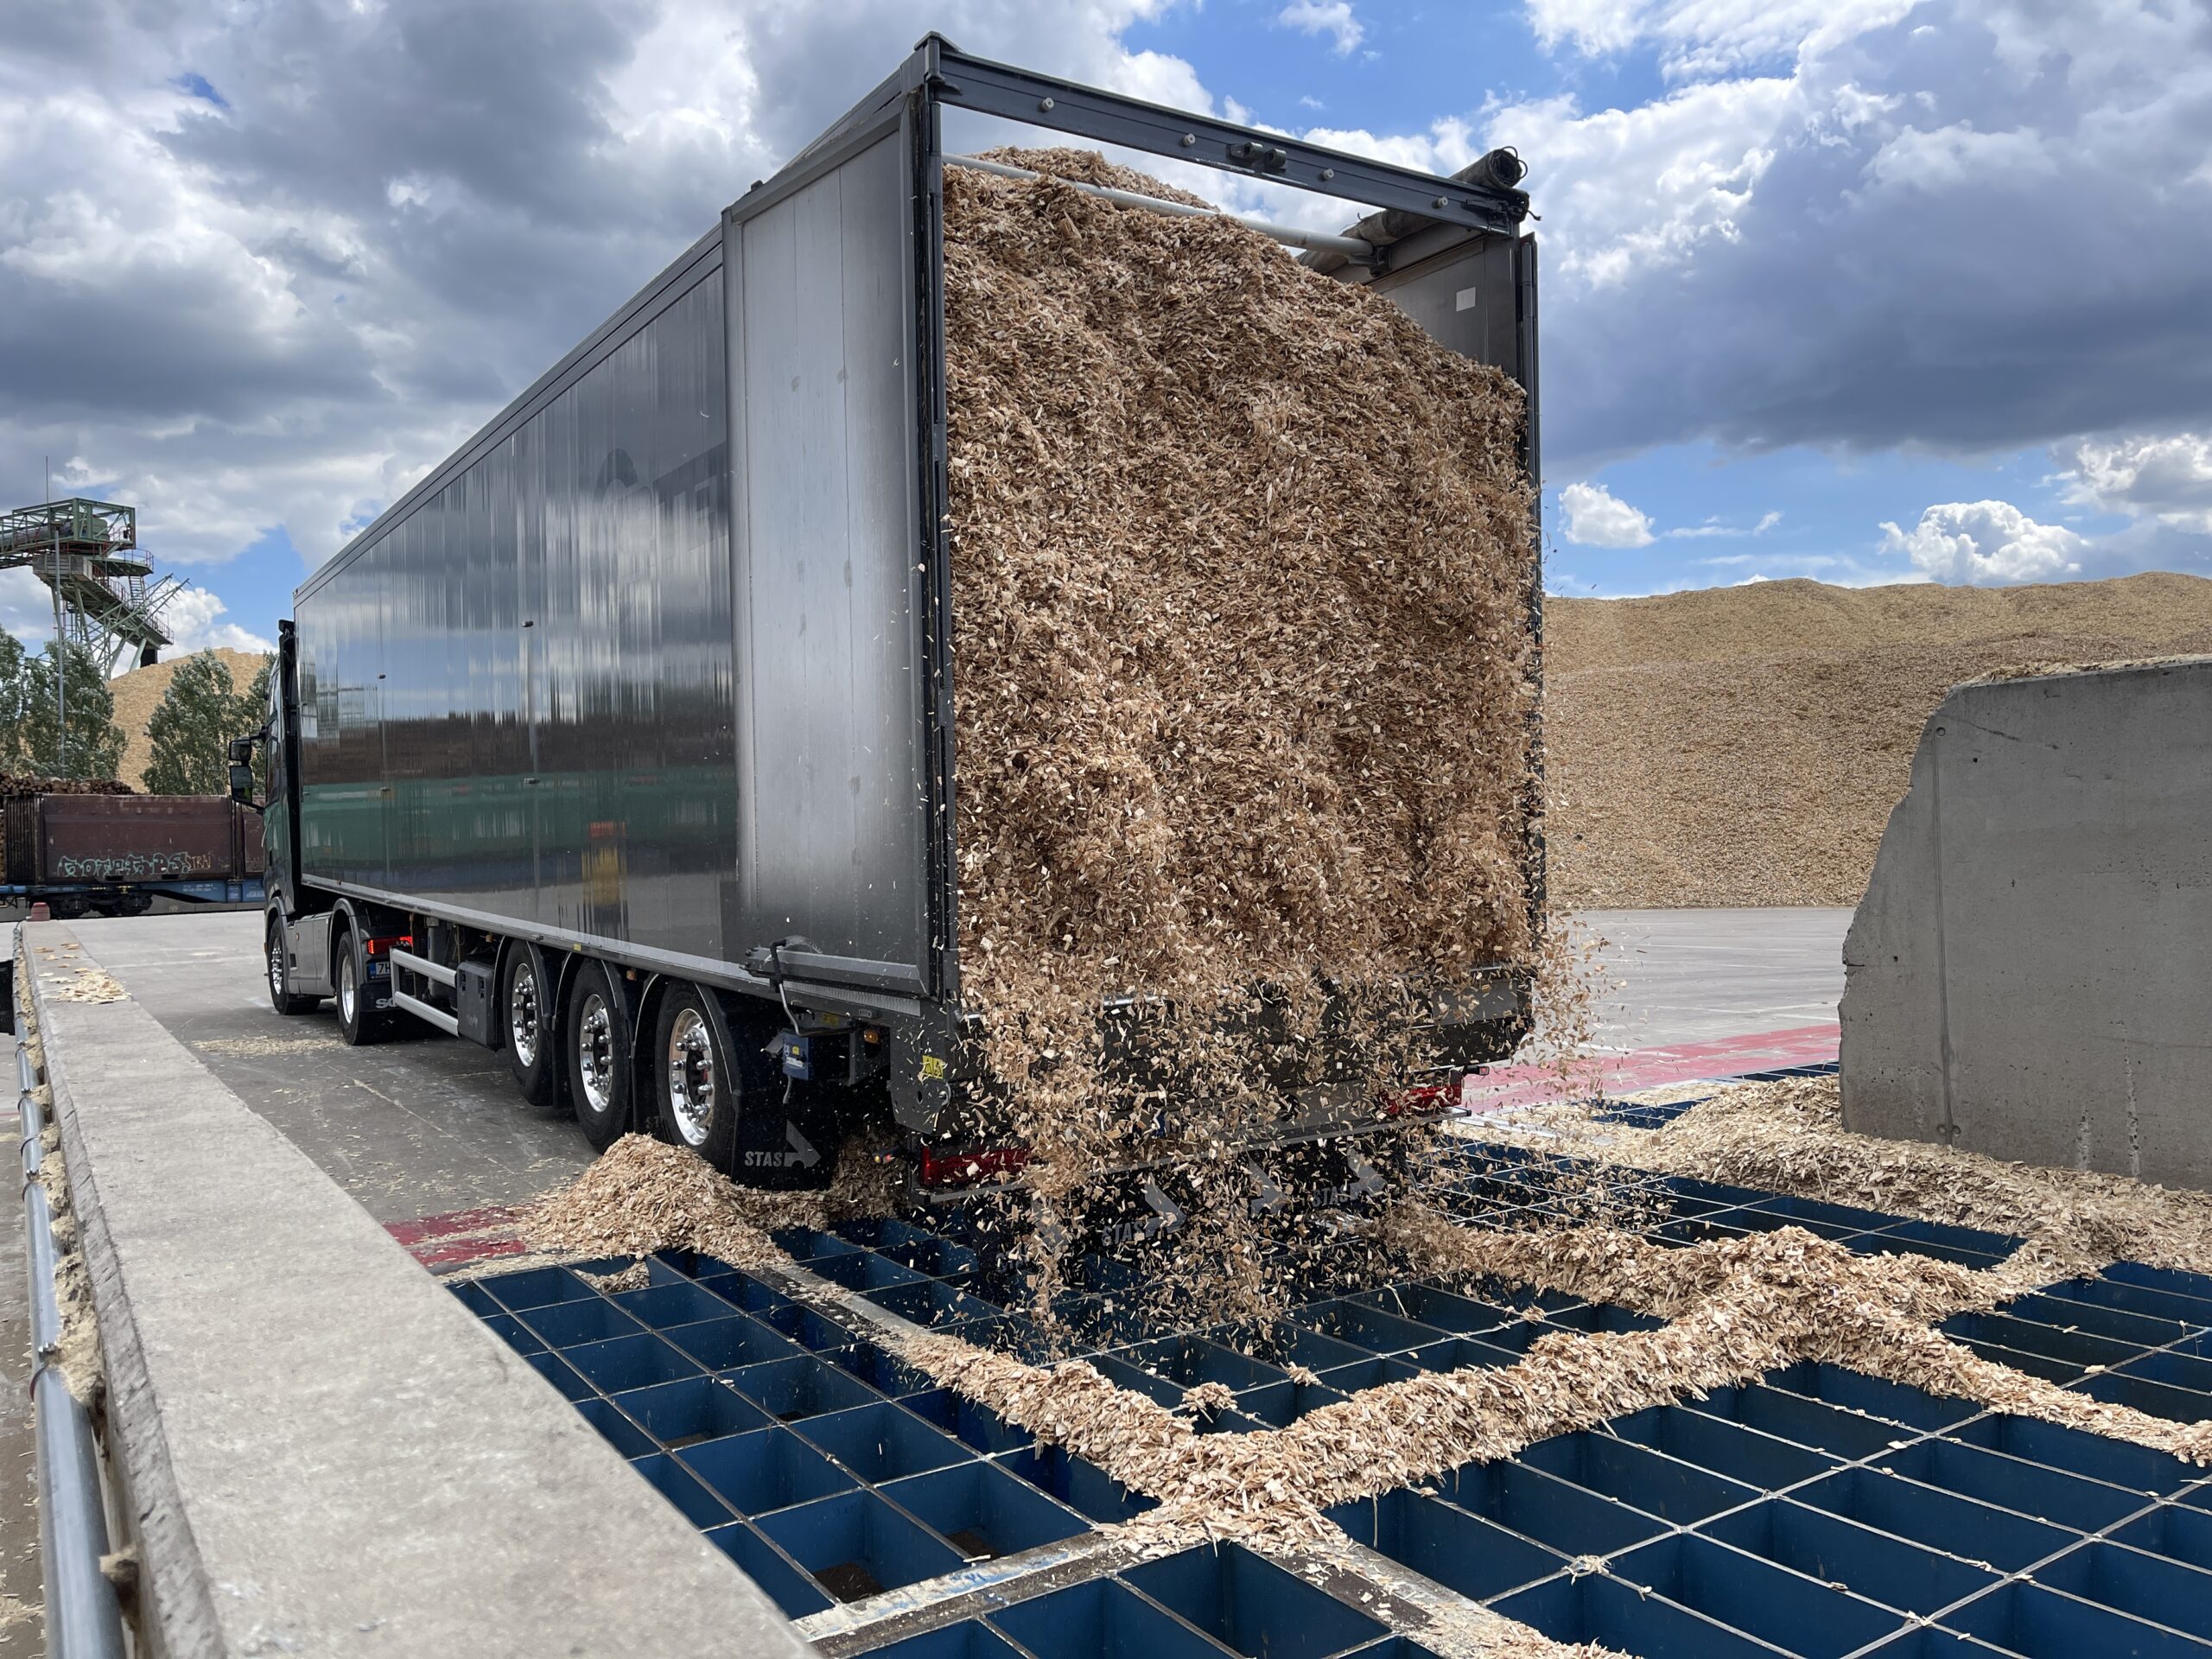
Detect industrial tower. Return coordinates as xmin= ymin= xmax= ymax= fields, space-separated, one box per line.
xmin=0 ymin=497 xmax=183 ymax=674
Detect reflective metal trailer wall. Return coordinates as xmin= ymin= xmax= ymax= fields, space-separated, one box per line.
xmin=297 ymin=267 xmax=738 ymax=966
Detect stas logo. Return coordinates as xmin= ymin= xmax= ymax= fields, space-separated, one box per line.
xmin=743 ymin=1123 xmax=821 ymax=1169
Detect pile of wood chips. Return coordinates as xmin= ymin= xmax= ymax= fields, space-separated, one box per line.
xmin=942 ymin=151 xmax=1536 ymax=1223
xmin=1546 ymin=572 xmax=2212 ymax=907
xmin=519 ymin=1134 xmax=896 ymax=1273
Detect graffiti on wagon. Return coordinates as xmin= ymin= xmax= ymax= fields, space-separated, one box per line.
xmin=53 ymin=852 xmax=218 ymax=881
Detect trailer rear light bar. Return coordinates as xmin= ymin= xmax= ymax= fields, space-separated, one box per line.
xmin=942 ymin=154 xmax=1376 ymax=264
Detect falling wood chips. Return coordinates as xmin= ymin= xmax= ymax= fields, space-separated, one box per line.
xmin=940 ymin=150 xmax=1538 ymax=1312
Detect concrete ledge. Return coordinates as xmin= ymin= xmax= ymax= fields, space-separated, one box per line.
xmin=28 ymin=922 xmax=812 ymax=1657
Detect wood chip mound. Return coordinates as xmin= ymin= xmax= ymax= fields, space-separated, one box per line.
xmin=518 ymin=1134 xmax=887 ymax=1269
xmin=1502 ymin=1075 xmax=2212 ymax=1277
xmin=1546 ymin=571 xmax=2212 ymax=906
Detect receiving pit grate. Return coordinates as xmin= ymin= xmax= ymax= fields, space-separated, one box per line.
xmin=456 ymin=1101 xmax=2212 ymax=1658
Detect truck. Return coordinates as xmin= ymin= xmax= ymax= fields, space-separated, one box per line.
xmin=236 ymin=36 xmax=1542 ymax=1192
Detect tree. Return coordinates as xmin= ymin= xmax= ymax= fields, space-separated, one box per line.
xmin=18 ymin=641 xmax=124 ymax=781
xmin=0 ymin=633 xmax=31 ymax=772
xmin=240 ymin=656 xmax=273 ymax=796
xmin=145 ymin=652 xmax=241 ymax=795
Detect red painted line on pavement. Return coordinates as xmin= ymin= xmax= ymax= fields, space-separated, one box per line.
xmin=413 ymin=1236 xmax=527 ymax=1271
xmin=1461 ymin=1023 xmax=1840 ymax=1115
xmin=385 ymin=1204 xmax=518 ymax=1246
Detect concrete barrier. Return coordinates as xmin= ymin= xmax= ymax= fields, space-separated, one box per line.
xmin=25 ymin=921 xmax=815 ymax=1656
xmin=1840 ymin=658 xmax=2212 ymax=1188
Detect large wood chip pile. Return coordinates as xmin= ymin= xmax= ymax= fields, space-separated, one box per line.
xmin=1546 ymin=572 xmax=2212 ymax=906
xmin=942 ymin=151 xmax=1535 ymax=1212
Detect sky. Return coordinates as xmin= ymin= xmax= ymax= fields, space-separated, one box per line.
xmin=1 ymin=0 xmax=2209 ymax=659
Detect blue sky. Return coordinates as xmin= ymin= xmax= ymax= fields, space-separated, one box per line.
xmin=3 ymin=0 xmax=2209 ymax=658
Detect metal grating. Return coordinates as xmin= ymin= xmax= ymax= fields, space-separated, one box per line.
xmin=455 ymin=1099 xmax=2212 ymax=1659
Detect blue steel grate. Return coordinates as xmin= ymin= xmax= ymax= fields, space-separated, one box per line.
xmin=457 ymin=1090 xmax=2212 ymax=1656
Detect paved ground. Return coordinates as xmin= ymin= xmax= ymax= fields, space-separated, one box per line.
xmin=57 ymin=906 xmax=1853 ymax=1235
xmin=1578 ymin=906 xmax=1850 ymax=1051
xmin=0 ymin=905 xmax=1852 ymax=1626
xmin=66 ymin=912 xmax=590 ymax=1225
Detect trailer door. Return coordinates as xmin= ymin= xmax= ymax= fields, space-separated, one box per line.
xmin=723 ymin=121 xmax=931 ymax=998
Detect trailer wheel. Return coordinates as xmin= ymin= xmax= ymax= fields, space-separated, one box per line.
xmin=652 ymin=988 xmax=740 ymax=1166
xmin=266 ymin=918 xmax=319 ymax=1015
xmin=334 ymin=928 xmax=388 ymax=1045
xmin=501 ymin=946 xmax=560 ymax=1107
xmin=566 ymin=963 xmax=633 ymax=1151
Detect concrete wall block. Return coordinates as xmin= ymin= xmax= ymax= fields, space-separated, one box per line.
xmin=1840 ymin=658 xmax=2212 ymax=1190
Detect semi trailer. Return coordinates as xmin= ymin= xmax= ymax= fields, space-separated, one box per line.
xmin=237 ymin=36 xmax=1542 ymax=1192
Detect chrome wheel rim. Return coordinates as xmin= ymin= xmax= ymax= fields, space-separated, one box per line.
xmin=509 ymin=966 xmax=540 ymax=1068
xmin=268 ymin=937 xmax=283 ymax=1001
xmin=664 ymin=1008 xmax=716 ymax=1148
xmin=339 ymin=953 xmax=357 ymax=1023
xmin=577 ymin=997 xmax=615 ymax=1115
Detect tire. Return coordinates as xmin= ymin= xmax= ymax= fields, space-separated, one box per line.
xmin=652 ymin=987 xmax=742 ymax=1168
xmin=266 ymin=918 xmax=319 ymax=1015
xmin=565 ymin=962 xmax=633 ymax=1152
xmin=334 ymin=927 xmax=388 ymax=1046
xmin=501 ymin=946 xmax=560 ymax=1106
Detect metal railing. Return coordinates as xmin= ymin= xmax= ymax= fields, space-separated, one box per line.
xmin=16 ymin=930 xmax=128 ymax=1657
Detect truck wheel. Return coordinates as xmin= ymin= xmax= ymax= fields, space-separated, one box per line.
xmin=266 ymin=918 xmax=319 ymax=1015
xmin=566 ymin=963 xmax=633 ymax=1151
xmin=502 ymin=947 xmax=560 ymax=1106
xmin=334 ymin=929 xmax=388 ymax=1045
xmin=652 ymin=988 xmax=748 ymax=1170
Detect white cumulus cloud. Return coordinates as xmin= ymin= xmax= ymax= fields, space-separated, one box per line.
xmin=151 ymin=587 xmax=275 ymax=658
xmin=1275 ymin=1 xmax=1364 ymax=56
xmin=1560 ymin=481 xmax=1656 ymax=547
xmin=1879 ymin=501 xmax=2086 ymax=585
xmin=2058 ymin=434 xmax=2212 ymax=535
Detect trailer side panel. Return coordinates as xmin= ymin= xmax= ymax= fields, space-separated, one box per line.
xmin=297 ymin=264 xmax=739 ymax=965
xmin=727 ymin=125 xmax=933 ymax=993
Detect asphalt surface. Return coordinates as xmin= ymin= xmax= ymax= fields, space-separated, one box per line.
xmin=1579 ymin=906 xmax=1850 ymax=1051
xmin=65 ymin=911 xmax=592 ymax=1226
xmin=0 ymin=904 xmax=1850 ymax=1633
xmin=54 ymin=906 xmax=1852 ymax=1232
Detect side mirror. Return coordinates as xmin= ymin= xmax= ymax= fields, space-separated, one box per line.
xmin=228 ymin=763 xmax=257 ymax=807
xmin=226 ymin=735 xmax=257 ymax=766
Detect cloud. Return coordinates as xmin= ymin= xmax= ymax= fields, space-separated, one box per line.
xmin=1491 ymin=2 xmax=2212 ymax=469
xmin=156 ymin=587 xmax=276 ymax=657
xmin=2058 ymin=433 xmax=2212 ymax=534
xmin=1663 ymin=509 xmax=1783 ymax=538
xmin=1559 ymin=481 xmax=1656 ymax=547
xmin=1529 ymin=0 xmax=1921 ymax=81
xmin=0 ymin=0 xmax=1219 ymax=582
xmin=1276 ymin=2 xmax=1364 ymax=56
xmin=1879 ymin=500 xmax=2086 ymax=585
